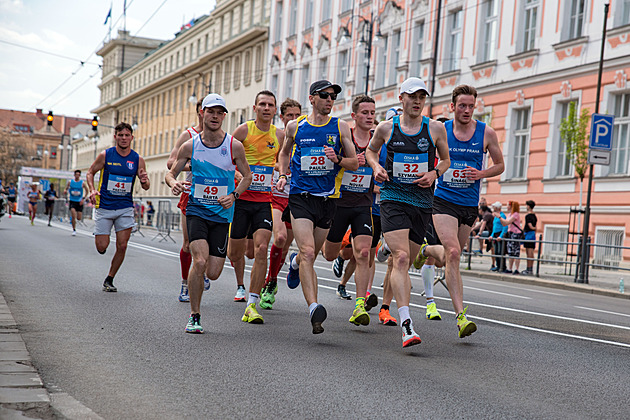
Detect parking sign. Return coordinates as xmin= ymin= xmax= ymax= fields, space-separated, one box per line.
xmin=589 ymin=113 xmax=614 ymax=151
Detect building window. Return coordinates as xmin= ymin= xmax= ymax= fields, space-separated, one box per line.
xmin=319 ymin=57 xmax=328 ymax=80
xmin=388 ymin=30 xmax=401 ymax=86
xmin=244 ymin=50 xmax=252 ymax=84
xmin=617 ymin=0 xmax=630 ymax=26
xmin=543 ymin=225 xmax=568 ymax=261
xmin=305 ymin=0 xmax=314 ymax=29
xmin=234 ymin=55 xmax=241 ymax=89
xmin=239 ymin=4 xmax=244 ymax=33
xmin=229 ymin=10 xmax=234 ymax=38
xmin=410 ymin=21 xmax=424 ymax=77
xmin=509 ymin=108 xmax=531 ymax=179
xmin=565 ymin=0 xmax=586 ymax=40
xmin=215 ymin=64 xmax=222 ymax=94
xmin=205 ymin=34 xmax=209 ymax=52
xmin=593 ymin=227 xmax=625 ymax=267
xmin=289 ymin=0 xmax=297 ymax=35
xmin=301 ymin=64 xmax=310 ymax=106
xmin=271 ymin=74 xmax=278 ymax=98
xmin=255 ymin=46 xmax=263 ymax=81
xmin=341 ymin=0 xmax=352 ymax=12
xmin=480 ymin=0 xmax=499 ymax=62
xmin=250 ymin=0 xmax=255 ymax=27
xmin=322 ymin=0 xmax=331 ymax=20
xmin=274 ymin=1 xmax=283 ymax=41
xmin=286 ymin=70 xmax=294 ymax=102
xmin=521 ymin=0 xmax=539 ymax=52
xmin=445 ymin=9 xmax=463 ymax=72
xmin=224 ymin=59 xmax=231 ymax=92
xmin=36 ymin=144 xmax=43 ymax=157
xmin=554 ymin=101 xmax=576 ymax=177
xmin=374 ymin=35 xmax=388 ymax=89
xmin=50 ymin=146 xmax=57 ymax=159
xmin=337 ymin=51 xmax=349 ymax=98
xmin=609 ymin=92 xmax=630 ymax=175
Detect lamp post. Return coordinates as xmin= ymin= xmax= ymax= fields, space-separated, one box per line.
xmin=341 ymin=12 xmax=383 ymax=96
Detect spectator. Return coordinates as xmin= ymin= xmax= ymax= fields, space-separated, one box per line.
xmin=146 ymin=201 xmax=155 ymax=226
xmin=494 ymin=201 xmax=522 ymax=274
xmin=490 ymin=201 xmax=507 ymax=271
xmin=522 ymin=200 xmax=538 ymax=275
xmin=475 ymin=205 xmax=493 ymax=255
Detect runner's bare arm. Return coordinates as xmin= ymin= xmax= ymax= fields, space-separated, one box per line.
xmin=167 ymin=129 xmax=193 ymax=170
xmin=86 ymin=151 xmax=107 ymax=204
xmin=276 ymin=120 xmax=296 ymax=192
xmin=325 ymin=120 xmax=358 ymax=171
xmin=231 ymin=123 xmax=249 ymax=143
xmin=218 ymin=141 xmax=251 ymax=209
xmin=366 ymin=121 xmax=391 ymax=183
xmin=137 ymin=157 xmax=150 ymax=191
xmin=165 ymin=139 xmax=193 ymax=195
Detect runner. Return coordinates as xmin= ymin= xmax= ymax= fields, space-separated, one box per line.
xmin=276 ymin=80 xmax=358 ymax=334
xmin=260 ymin=98 xmax=302 ymax=310
xmin=366 ymin=77 xmax=450 ymax=348
xmin=27 ymin=183 xmax=40 ymax=225
xmin=321 ymin=94 xmax=376 ymax=326
xmin=44 ymin=183 xmax=57 ymax=226
xmin=432 ymin=84 xmax=504 ymax=338
xmin=6 ymin=182 xmax=16 ymax=218
xmin=166 ymin=99 xmax=204 ymax=302
xmin=86 ymin=122 xmax=150 ymax=292
xmin=166 ymin=93 xmax=252 ymax=334
xmin=64 ymin=170 xmax=89 ymax=236
xmin=227 ymin=90 xmax=284 ymax=324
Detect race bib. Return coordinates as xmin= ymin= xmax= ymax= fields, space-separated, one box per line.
xmin=248 ymin=165 xmax=273 ymax=192
xmin=107 ymin=175 xmax=133 ymax=195
xmin=442 ymin=160 xmax=475 ymax=187
xmin=341 ymin=166 xmax=373 ymax=193
xmin=70 ymin=190 xmax=81 ymax=196
xmin=193 ymin=177 xmax=228 ymax=205
xmin=374 ymin=192 xmax=381 ymax=205
xmin=392 ymin=153 xmax=428 ymax=184
xmin=301 ymin=147 xmax=334 ymax=175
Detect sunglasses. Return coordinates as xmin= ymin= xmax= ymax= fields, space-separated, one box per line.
xmin=317 ymin=91 xmax=338 ymax=100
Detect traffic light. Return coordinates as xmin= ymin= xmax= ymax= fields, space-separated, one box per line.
xmin=47 ymin=111 xmax=53 ymax=126
xmin=91 ymin=115 xmax=98 ymax=132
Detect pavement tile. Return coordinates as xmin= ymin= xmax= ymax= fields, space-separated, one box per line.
xmin=0 ymin=351 xmax=31 ymax=362
xmin=0 ymin=362 xmax=36 ymax=374
xmin=0 ymin=329 xmax=20 ymax=334
xmin=0 ymin=373 xmax=43 ymax=387
xmin=0 ymin=342 xmax=27 ymax=352
xmin=0 ymin=387 xmax=50 ymax=404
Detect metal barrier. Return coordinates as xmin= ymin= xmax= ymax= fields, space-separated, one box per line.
xmin=132 ymin=200 xmax=145 ymax=237
xmin=152 ymin=199 xmax=175 ymax=243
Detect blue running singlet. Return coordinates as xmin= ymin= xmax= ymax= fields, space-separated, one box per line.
xmin=68 ymin=179 xmax=84 ymax=202
xmin=96 ymin=147 xmax=139 ymax=210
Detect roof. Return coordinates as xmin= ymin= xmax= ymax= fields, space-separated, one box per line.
xmin=0 ymin=108 xmax=92 ymax=136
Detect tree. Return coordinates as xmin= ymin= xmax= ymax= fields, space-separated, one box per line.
xmin=0 ymin=128 xmax=38 ymax=185
xmin=559 ymin=102 xmax=591 ymax=208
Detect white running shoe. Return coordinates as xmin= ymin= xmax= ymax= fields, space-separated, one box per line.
xmin=72 ymin=230 xmax=77 ymax=236
xmin=401 ymin=319 xmax=422 ymax=348
xmin=376 ymin=240 xmax=391 ymax=263
xmin=234 ymin=285 xmax=246 ymax=302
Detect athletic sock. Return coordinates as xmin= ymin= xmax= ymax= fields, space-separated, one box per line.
xmin=180 ymin=248 xmax=192 ymax=281
xmin=422 ymin=264 xmax=435 ymax=298
xmin=268 ymin=244 xmax=284 ymax=279
xmin=247 ymin=293 xmax=260 ymax=306
xmin=355 ymin=296 xmax=365 ymax=309
xmin=309 ymin=302 xmax=319 ymax=316
xmin=105 ymin=275 xmax=114 ymax=283
xmin=380 ymin=304 xmax=390 ymax=311
xmin=398 ymin=306 xmax=410 ymax=323
xmin=290 ymin=254 xmax=299 ymax=270
xmin=426 ymin=298 xmax=435 ymax=305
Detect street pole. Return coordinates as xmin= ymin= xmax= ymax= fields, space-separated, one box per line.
xmin=428 ymin=0 xmax=443 ymax=118
xmin=364 ymin=13 xmax=373 ymax=95
xmin=577 ymin=2 xmax=609 ymax=284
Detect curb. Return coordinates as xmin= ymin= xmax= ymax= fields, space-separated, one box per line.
xmin=460 ymin=269 xmax=630 ymax=300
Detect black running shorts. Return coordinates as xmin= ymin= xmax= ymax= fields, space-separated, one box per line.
xmin=229 ymin=200 xmax=273 ymax=239
xmin=432 ymin=196 xmax=478 ymax=227
xmin=326 ymin=206 xmax=373 ymax=243
xmin=187 ymin=215 xmax=229 ymax=258
xmin=380 ymin=200 xmax=431 ymax=245
xmin=288 ymin=193 xmax=337 ymax=229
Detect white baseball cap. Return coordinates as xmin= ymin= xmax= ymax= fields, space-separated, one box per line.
xmin=201 ymin=93 xmax=228 ymax=113
xmin=385 ymin=107 xmax=399 ymax=121
xmin=492 ymin=201 xmax=502 ymax=209
xmin=399 ymin=77 xmax=430 ymax=96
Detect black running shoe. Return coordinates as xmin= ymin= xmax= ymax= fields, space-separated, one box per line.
xmin=332 ymin=256 xmax=345 ymax=278
xmin=336 ymin=284 xmax=351 ymax=300
xmin=365 ymin=293 xmax=378 ymax=311
xmin=102 ymin=278 xmax=117 ymax=292
xmin=310 ymin=304 xmax=327 ymax=334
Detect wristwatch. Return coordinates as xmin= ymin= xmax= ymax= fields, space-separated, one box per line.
xmin=231 ymin=191 xmax=240 ymax=199
xmin=336 ymin=154 xmax=344 ymax=164
xmin=433 ymin=168 xmax=441 ymax=177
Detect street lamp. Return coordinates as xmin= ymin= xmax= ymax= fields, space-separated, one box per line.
xmin=341 ymin=12 xmax=383 ymax=95
xmin=188 ymin=77 xmax=213 ymax=104
xmin=43 ymin=149 xmax=49 ymax=169
xmin=66 ymin=144 xmax=72 ymax=170
xmin=132 ymin=116 xmax=138 ymax=131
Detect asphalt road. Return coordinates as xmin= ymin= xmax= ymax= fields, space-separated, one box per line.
xmin=1 ymin=216 xmax=629 ymax=419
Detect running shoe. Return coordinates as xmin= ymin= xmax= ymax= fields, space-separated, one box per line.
xmin=365 ymin=292 xmax=378 ymax=311
xmin=336 ymin=284 xmax=351 ymax=300
xmin=260 ymin=281 xmax=278 ymax=310
xmin=178 ymin=284 xmax=190 ymax=302
xmin=457 ymin=306 xmax=477 ymax=338
xmin=72 ymin=230 xmax=77 ymax=236
xmin=204 ymin=275 xmax=211 ymax=291
xmin=287 ymin=252 xmax=300 ymax=289
xmin=413 ymin=241 xmax=429 ymax=270
xmin=401 ymin=319 xmax=422 ymax=348
xmin=349 ymin=305 xmax=370 ymax=326
xmin=376 ymin=240 xmax=391 ymax=263
xmin=310 ymin=304 xmax=327 ymax=334
xmin=185 ymin=313 xmax=203 ymax=334
xmin=332 ymin=256 xmax=345 ymax=278
xmin=425 ymin=302 xmax=442 ymax=320
xmin=234 ymin=285 xmax=246 ymax=302
xmin=102 ymin=278 xmax=117 ymax=292
xmin=241 ymin=303 xmax=264 ymax=324
xmin=378 ymin=308 xmax=398 ymax=326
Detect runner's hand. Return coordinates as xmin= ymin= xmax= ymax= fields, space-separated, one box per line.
xmin=356 ymin=152 xmax=366 ymax=166
xmin=323 ymin=145 xmax=338 ymax=162
xmin=373 ymin=165 xmax=389 ymax=183
xmin=138 ymin=168 xmax=149 ymax=184
xmin=413 ymin=171 xmax=437 ymax=188
xmin=276 ymin=177 xmax=286 ymax=192
xmin=218 ymin=194 xmax=234 ymax=209
xmin=462 ymin=166 xmax=482 ymax=181
xmin=89 ymin=190 xmax=99 ymax=205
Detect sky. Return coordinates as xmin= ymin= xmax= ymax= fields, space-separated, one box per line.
xmin=0 ymin=0 xmax=216 ymax=118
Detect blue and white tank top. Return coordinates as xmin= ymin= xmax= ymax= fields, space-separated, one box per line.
xmin=68 ymin=179 xmax=84 ymax=202
xmin=96 ymin=147 xmax=139 ymax=210
xmin=289 ymin=115 xmax=342 ymax=197
xmin=380 ymin=115 xmax=436 ymax=208
xmin=435 ymin=120 xmax=486 ymax=207
xmin=186 ymin=133 xmax=236 ymax=223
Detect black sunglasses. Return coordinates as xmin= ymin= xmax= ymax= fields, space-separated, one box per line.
xmin=317 ymin=91 xmax=337 ymax=100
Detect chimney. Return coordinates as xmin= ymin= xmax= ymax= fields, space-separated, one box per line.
xmin=36 ymin=108 xmax=44 ymax=118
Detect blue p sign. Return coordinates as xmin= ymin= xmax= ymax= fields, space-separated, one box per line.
xmin=590 ymin=114 xmax=614 ymax=151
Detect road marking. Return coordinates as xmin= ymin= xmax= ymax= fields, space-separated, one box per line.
xmin=574 ymin=306 xmax=630 ymax=318
xmin=463 ymin=286 xmax=531 ymax=299
xmin=466 ymin=278 xmax=565 ymax=296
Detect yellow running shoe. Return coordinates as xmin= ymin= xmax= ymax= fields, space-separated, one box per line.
xmin=425 ymin=302 xmax=442 ymax=320
xmin=413 ymin=241 xmax=428 ymax=269
xmin=241 ymin=303 xmax=264 ymax=324
xmin=457 ymin=306 xmax=477 ymax=338
xmin=349 ymin=306 xmax=370 ymax=326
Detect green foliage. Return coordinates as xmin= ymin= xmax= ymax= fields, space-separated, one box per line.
xmin=559 ymin=102 xmax=591 ymax=180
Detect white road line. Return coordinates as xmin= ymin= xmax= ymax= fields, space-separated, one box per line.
xmin=466 ymin=278 xmax=565 ymax=296
xmin=574 ymin=306 xmax=630 ymax=318
xmin=463 ymin=286 xmax=531 ymax=299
